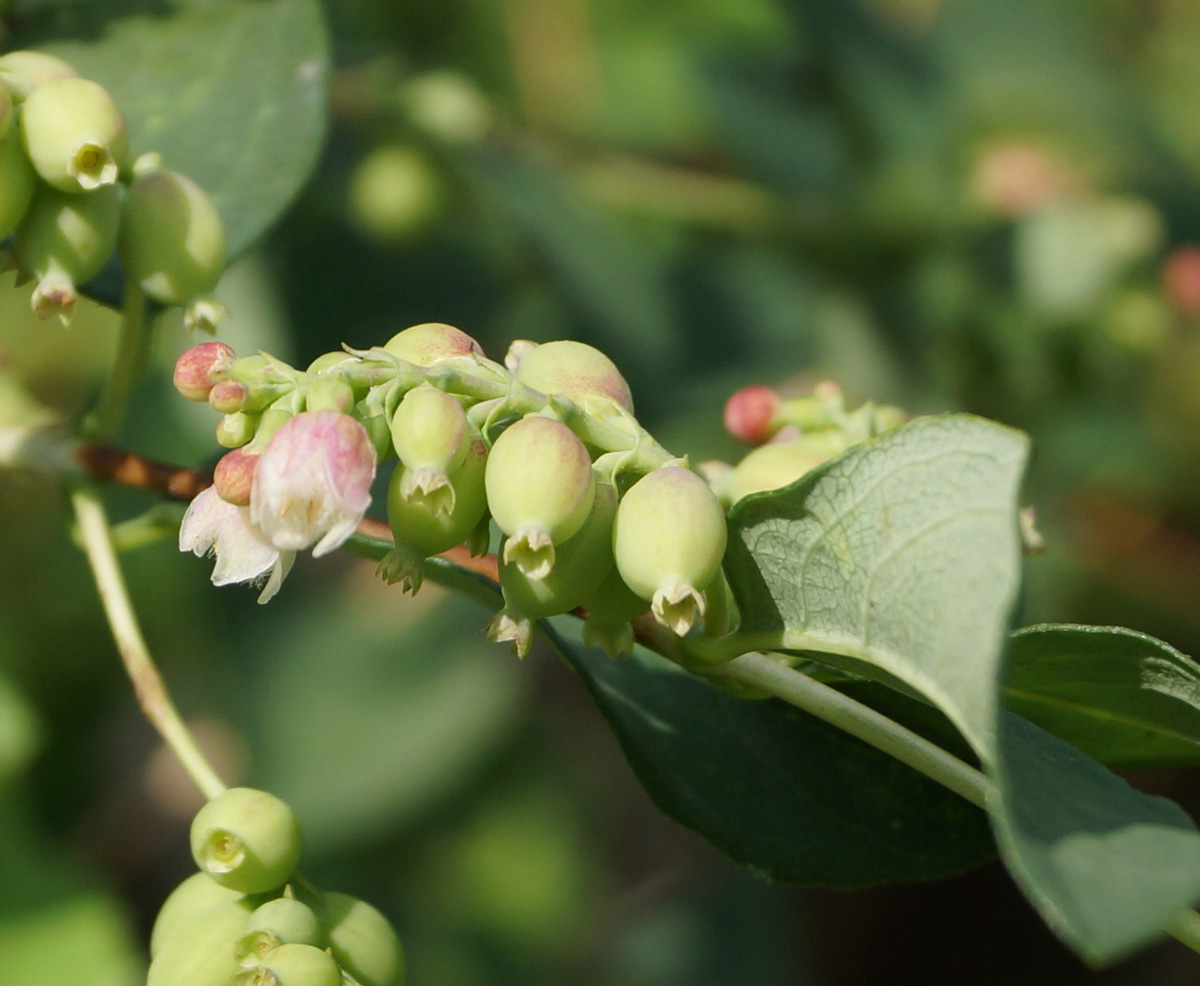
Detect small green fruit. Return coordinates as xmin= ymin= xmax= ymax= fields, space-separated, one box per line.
xmin=382 ymin=322 xmax=483 ymax=365
xmin=119 ymin=169 xmax=227 ymax=305
xmin=15 ymin=181 xmax=120 ymax=324
xmin=612 ymin=466 xmax=727 ymax=636
xmin=20 ymin=77 xmax=128 ymax=191
xmin=149 ymin=871 xmax=246 ymax=959
xmin=235 ymin=943 xmax=341 ymax=986
xmin=513 ymin=340 xmax=633 ymax=412
xmin=322 ymin=892 xmax=406 ymax=986
xmin=190 ymin=787 xmax=303 ymax=894
xmin=0 ymin=50 xmax=78 ymax=102
xmin=147 ymin=898 xmax=257 ymax=986
xmin=349 ymin=143 xmax=443 ymax=243
xmin=389 ymin=385 xmax=469 ymax=516
xmin=725 ymin=432 xmax=849 ymax=504
xmin=580 ymin=564 xmax=650 ymax=658
xmin=235 ymin=897 xmax=324 ymax=967
xmin=0 ymin=130 xmax=36 ymax=240
xmin=485 ymin=416 xmax=595 ymax=581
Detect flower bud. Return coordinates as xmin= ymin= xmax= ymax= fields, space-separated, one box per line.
xmin=724 ymin=385 xmax=780 ymax=445
xmin=149 ymin=871 xmax=246 ymax=958
xmin=0 ymin=50 xmax=78 ymax=102
xmin=214 ymin=448 xmax=260 ymax=506
xmin=383 ymin=432 xmax=488 ymax=593
xmin=217 ymin=411 xmax=260 ymax=449
xmin=190 ymin=787 xmax=303 ymax=894
xmin=612 ymin=466 xmax=727 ymax=636
xmin=251 ymin=411 xmax=377 ymax=557
xmin=174 ymin=341 xmax=237 ymax=401
xmin=306 ymin=375 xmax=355 ymax=414
xmin=382 ymin=322 xmax=483 ymax=365
xmin=580 ymin=565 xmax=650 ymax=659
xmin=235 ymin=898 xmax=324 ymax=967
xmin=485 ymin=416 xmax=595 ymax=581
xmin=0 ymin=128 xmax=36 ymax=241
xmin=488 ymin=475 xmax=617 ymax=657
xmin=209 ymin=379 xmax=250 ymax=413
xmin=15 ymin=182 xmax=120 ymax=324
xmin=147 ymin=898 xmax=257 ymax=986
xmin=235 ymin=943 xmax=341 ymax=986
xmin=20 ymin=77 xmax=128 ymax=191
xmin=322 ymin=892 xmax=406 ymax=986
xmin=513 ymin=339 xmax=633 ymax=412
xmin=119 ymin=169 xmax=227 ymax=305
xmin=389 ymin=384 xmax=468 ymax=516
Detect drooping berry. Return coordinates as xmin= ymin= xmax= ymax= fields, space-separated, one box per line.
xmin=322 ymin=893 xmax=406 ymax=986
xmin=119 ymin=169 xmax=227 ymax=305
xmin=0 ymin=50 xmax=78 ymax=102
xmin=146 ymin=897 xmax=257 ymax=986
xmin=0 ymin=130 xmax=36 ymax=241
xmin=383 ymin=322 xmax=483 ymax=365
xmin=20 ymin=77 xmax=128 ymax=192
xmin=15 ymin=182 xmax=120 ymax=324
xmin=235 ymin=897 xmax=324 ymax=968
xmin=512 ymin=340 xmax=634 ymax=412
xmin=235 ymin=943 xmax=341 ymax=986
xmin=174 ymin=341 xmax=237 ymax=402
xmin=383 ymin=431 xmax=488 ymax=593
xmin=389 ymin=384 xmax=469 ymax=516
xmin=485 ymin=415 xmax=595 ymax=581
xmin=149 ymin=871 xmax=246 ymax=959
xmin=189 ymin=787 xmax=303 ymax=894
xmin=488 ymin=474 xmax=617 ymax=657
xmin=612 ymin=466 xmax=728 ymax=636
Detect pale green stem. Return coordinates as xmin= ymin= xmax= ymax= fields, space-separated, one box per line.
xmin=83 ymin=280 xmax=148 ymax=440
xmin=70 ymin=482 xmax=226 ymax=800
xmin=1166 ymin=908 xmax=1200 ymax=954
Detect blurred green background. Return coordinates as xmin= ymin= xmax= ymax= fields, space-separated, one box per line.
xmin=5 ymin=0 xmax=1200 ymax=982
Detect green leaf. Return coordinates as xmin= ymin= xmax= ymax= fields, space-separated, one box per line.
xmin=546 ymin=624 xmax=995 ymax=888
xmin=992 ymin=713 xmax=1200 ymax=964
xmin=1006 ymin=624 xmax=1200 ymax=767
xmin=722 ymin=414 xmax=1200 ymax=963
xmin=13 ymin=0 xmax=329 ymax=258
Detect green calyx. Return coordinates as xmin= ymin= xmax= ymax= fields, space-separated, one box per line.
xmin=119 ymin=168 xmax=227 ymax=305
xmin=189 ymin=787 xmax=304 ymax=894
xmin=20 ymin=77 xmax=127 ymax=192
xmin=612 ymin=466 xmax=728 ymax=637
xmin=580 ymin=563 xmax=650 ymax=658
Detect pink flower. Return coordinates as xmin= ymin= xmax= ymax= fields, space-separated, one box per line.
xmin=179 ymin=486 xmax=294 ymax=603
xmin=250 ymin=411 xmax=376 ymax=557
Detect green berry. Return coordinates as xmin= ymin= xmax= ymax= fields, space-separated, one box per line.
xmin=580 ymin=564 xmax=650 ymax=658
xmin=612 ymin=466 xmax=728 ymax=637
xmin=485 ymin=416 xmax=595 ymax=581
xmin=322 ymin=893 xmax=406 ymax=986
xmin=306 ymin=375 xmax=355 ymax=414
xmin=383 ymin=432 xmax=488 ymax=593
xmin=20 ymin=77 xmax=128 ymax=191
xmin=513 ymin=340 xmax=633 ymax=412
xmin=349 ymin=143 xmax=443 ymax=243
xmin=489 ymin=475 xmax=617 ymax=657
xmin=190 ymin=787 xmax=303 ymax=894
xmin=0 ymin=130 xmax=36 ymax=241
xmin=235 ymin=943 xmax=341 ymax=986
xmin=147 ymin=898 xmax=257 ymax=986
xmin=119 ymin=169 xmax=227 ymax=305
xmin=15 ymin=182 xmax=120 ymax=324
xmin=235 ymin=897 xmax=324 ymax=967
xmin=149 ymin=871 xmax=246 ymax=959
xmin=389 ymin=385 xmax=469 ymax=516
xmin=0 ymin=50 xmax=78 ymax=102
xmin=383 ymin=322 xmax=483 ymax=365
xmin=725 ymin=432 xmax=849 ymax=504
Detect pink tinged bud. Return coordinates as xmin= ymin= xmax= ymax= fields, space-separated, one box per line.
xmin=250 ymin=411 xmax=377 ymax=557
xmin=383 ymin=322 xmax=484 ymax=365
xmin=214 ymin=449 xmax=260 ymax=506
xmin=174 ymin=341 xmax=236 ymax=401
xmin=179 ymin=487 xmax=294 ymax=603
xmin=209 ymin=380 xmax=249 ymax=413
xmin=724 ymin=385 xmax=780 ymax=445
xmin=1163 ymin=246 xmax=1200 ymax=316
xmin=514 ymin=339 xmax=634 ymax=413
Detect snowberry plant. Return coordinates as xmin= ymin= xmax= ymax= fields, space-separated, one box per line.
xmin=5 ymin=2 xmax=1200 ymax=982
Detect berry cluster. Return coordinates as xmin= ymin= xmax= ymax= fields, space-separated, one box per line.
xmin=150 ymin=787 xmax=404 ymax=986
xmin=0 ymin=49 xmax=225 ymax=327
xmin=175 ymin=324 xmax=900 ymax=657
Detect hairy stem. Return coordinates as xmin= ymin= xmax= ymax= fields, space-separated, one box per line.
xmin=82 ymin=280 xmax=149 ymax=440
xmin=70 ymin=482 xmax=226 ymax=800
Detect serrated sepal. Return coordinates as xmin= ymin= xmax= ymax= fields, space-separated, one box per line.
xmin=502 ymin=528 xmax=555 ymax=581
xmin=485 ymin=608 xmax=533 ymax=658
xmin=651 ymin=583 xmax=706 ymax=637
